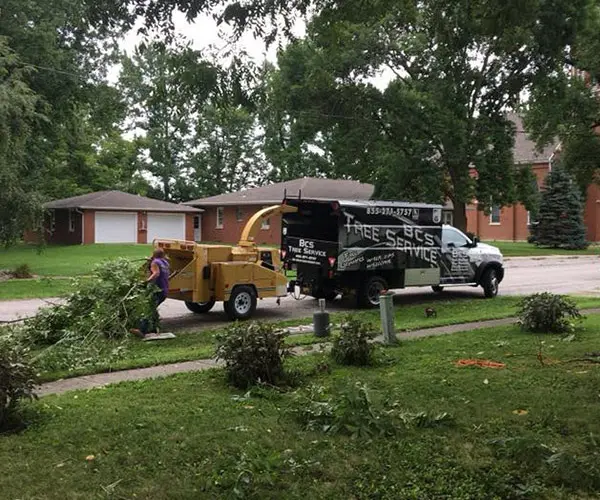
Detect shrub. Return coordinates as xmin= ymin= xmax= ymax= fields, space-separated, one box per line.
xmin=0 ymin=335 xmax=37 ymax=431
xmin=330 ymin=315 xmax=375 ymax=366
xmin=12 ymin=263 xmax=33 ymax=279
xmin=215 ymin=322 xmax=291 ymax=389
xmin=517 ymin=293 xmax=582 ymax=333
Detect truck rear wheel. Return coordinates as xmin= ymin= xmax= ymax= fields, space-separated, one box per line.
xmin=431 ymin=285 xmax=444 ymax=293
xmin=185 ymin=300 xmax=216 ymax=314
xmin=358 ymin=276 xmax=388 ymax=308
xmin=481 ymin=268 xmax=499 ymax=298
xmin=224 ymin=286 xmax=257 ymax=320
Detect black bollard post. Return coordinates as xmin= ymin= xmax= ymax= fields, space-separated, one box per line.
xmin=313 ymin=299 xmax=330 ymax=337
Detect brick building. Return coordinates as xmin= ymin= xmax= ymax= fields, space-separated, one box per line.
xmin=32 ymin=191 xmax=201 ymax=245
xmin=466 ymin=114 xmax=600 ymax=242
xmin=185 ymin=178 xmax=375 ymax=245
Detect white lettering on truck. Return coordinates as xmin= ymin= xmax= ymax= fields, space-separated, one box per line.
xmin=343 ymin=210 xmax=439 ymax=266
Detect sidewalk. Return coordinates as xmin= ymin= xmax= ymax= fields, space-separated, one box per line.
xmin=41 ymin=311 xmax=600 ymax=397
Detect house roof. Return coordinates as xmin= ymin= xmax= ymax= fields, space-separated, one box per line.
xmin=185 ymin=177 xmax=375 ymax=207
xmin=44 ymin=191 xmax=202 ymax=213
xmin=509 ymin=112 xmax=559 ymax=165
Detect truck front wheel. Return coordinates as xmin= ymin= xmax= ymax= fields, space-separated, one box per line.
xmin=185 ymin=300 xmax=216 ymax=314
xmin=358 ymin=276 xmax=388 ymax=308
xmin=481 ymin=268 xmax=499 ymax=298
xmin=224 ymin=286 xmax=257 ymax=320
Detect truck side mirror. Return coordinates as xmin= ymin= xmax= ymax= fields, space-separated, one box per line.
xmin=471 ymin=237 xmax=479 ymax=247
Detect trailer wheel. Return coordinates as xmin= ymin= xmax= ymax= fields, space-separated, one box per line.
xmin=225 ymin=286 xmax=257 ymax=320
xmin=184 ymin=300 xmax=216 ymax=314
xmin=431 ymin=285 xmax=444 ymax=293
xmin=358 ymin=276 xmax=388 ymax=308
xmin=481 ymin=268 xmax=499 ymax=298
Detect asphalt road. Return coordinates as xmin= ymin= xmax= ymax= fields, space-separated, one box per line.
xmin=1 ymin=255 xmax=599 ymax=329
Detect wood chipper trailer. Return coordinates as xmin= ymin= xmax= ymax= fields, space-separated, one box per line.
xmin=153 ymin=204 xmax=297 ymax=321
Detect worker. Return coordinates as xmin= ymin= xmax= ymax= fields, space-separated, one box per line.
xmin=130 ymin=248 xmax=170 ymax=338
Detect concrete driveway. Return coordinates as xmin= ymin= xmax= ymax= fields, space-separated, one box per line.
xmin=2 ymin=255 xmax=599 ymax=329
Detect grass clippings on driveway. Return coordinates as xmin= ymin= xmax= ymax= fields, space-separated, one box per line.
xmin=2 ymin=317 xmax=600 ymax=499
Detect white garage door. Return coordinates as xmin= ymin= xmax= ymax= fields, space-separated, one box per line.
xmin=95 ymin=212 xmax=137 ymax=243
xmin=147 ymin=213 xmax=186 ymax=242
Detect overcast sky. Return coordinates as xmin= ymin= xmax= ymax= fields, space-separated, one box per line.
xmin=109 ymin=10 xmax=392 ymax=90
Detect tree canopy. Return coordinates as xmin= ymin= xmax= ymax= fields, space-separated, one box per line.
xmin=2 ymin=0 xmax=600 ymax=243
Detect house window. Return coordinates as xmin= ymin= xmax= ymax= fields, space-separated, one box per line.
xmin=490 ymin=205 xmax=501 ymax=225
xmin=527 ymin=211 xmax=531 ymax=226
xmin=443 ymin=211 xmax=453 ymax=226
xmin=49 ymin=211 xmax=56 ymax=233
xmin=236 ymin=207 xmax=244 ymax=222
xmin=68 ymin=209 xmax=76 ymax=232
xmin=261 ymin=206 xmax=270 ymax=230
xmin=216 ymin=207 xmax=224 ymax=229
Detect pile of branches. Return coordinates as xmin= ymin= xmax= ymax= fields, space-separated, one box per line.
xmin=16 ymin=258 xmax=155 ymax=371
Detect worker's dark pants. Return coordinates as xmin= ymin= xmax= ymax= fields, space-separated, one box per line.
xmin=140 ymin=291 xmax=167 ymax=335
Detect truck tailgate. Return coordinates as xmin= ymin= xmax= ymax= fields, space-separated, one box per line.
xmin=282 ymin=236 xmax=337 ymax=268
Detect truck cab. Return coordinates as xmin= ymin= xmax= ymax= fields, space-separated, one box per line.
xmin=438 ymin=225 xmax=504 ymax=297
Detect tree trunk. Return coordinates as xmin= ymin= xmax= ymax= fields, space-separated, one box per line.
xmin=453 ymin=199 xmax=467 ymax=232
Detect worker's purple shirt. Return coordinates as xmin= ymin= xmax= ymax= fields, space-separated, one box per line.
xmin=151 ymin=257 xmax=170 ymax=295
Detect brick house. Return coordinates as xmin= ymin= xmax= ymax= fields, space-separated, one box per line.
xmin=33 ymin=190 xmax=201 ymax=245
xmin=466 ymin=113 xmax=600 ymax=242
xmin=185 ymin=177 xmax=375 ymax=245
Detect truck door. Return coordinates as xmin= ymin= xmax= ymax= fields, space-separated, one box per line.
xmin=439 ymin=226 xmax=477 ymax=284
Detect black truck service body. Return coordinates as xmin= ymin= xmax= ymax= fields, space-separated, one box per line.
xmin=281 ymin=198 xmax=504 ymax=306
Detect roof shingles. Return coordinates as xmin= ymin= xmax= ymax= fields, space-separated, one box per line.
xmin=185 ymin=177 xmax=375 ymax=206
xmin=44 ymin=191 xmax=201 ymax=213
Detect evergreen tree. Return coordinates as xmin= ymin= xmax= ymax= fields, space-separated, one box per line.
xmin=532 ymin=168 xmax=588 ymax=249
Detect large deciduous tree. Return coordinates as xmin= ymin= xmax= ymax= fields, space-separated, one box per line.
xmin=0 ymin=0 xmax=130 ymax=244
xmin=0 ymin=39 xmax=43 ymax=246
xmin=525 ymin=1 xmax=600 ymax=196
xmin=258 ymin=0 xmax=589 ymax=229
xmin=180 ymin=104 xmax=267 ymax=199
xmin=119 ymin=40 xmax=219 ymax=200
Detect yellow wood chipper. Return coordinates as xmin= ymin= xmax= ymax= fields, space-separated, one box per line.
xmin=153 ymin=204 xmax=297 ymax=320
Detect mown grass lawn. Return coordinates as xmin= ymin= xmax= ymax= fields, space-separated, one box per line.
xmin=0 ymin=277 xmax=84 ymax=300
xmin=0 ymin=243 xmax=152 ymax=277
xmin=488 ymin=240 xmax=600 ymax=257
xmin=3 ymin=317 xmax=600 ymax=499
xmin=36 ymin=295 xmax=600 ymax=382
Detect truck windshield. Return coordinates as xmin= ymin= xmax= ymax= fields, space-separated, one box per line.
xmin=442 ymin=227 xmax=471 ymax=247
